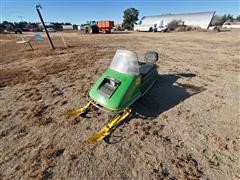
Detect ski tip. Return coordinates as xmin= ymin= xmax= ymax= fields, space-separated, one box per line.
xmin=86 ymin=130 xmax=108 ymax=144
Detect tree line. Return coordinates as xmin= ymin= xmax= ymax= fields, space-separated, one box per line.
xmin=0 ymin=21 xmax=74 ymax=32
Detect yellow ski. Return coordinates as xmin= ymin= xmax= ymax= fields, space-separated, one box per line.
xmin=63 ymin=102 xmax=91 ymax=117
xmin=86 ymin=108 xmax=132 ymax=144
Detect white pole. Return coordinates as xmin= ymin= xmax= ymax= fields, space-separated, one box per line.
xmin=60 ymin=32 xmax=67 ymax=48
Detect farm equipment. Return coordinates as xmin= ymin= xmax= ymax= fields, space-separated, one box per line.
xmin=64 ymin=49 xmax=159 ymax=143
xmin=82 ymin=21 xmax=99 ymax=34
xmin=97 ymin=21 xmax=114 ymax=33
xmin=80 ymin=20 xmax=114 ymax=34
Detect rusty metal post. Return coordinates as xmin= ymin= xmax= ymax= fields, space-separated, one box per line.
xmin=36 ymin=4 xmax=55 ymax=50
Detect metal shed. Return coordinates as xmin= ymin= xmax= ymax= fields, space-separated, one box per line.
xmin=134 ymin=11 xmax=215 ymax=31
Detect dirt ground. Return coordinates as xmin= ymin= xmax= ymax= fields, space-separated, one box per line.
xmin=0 ymin=30 xmax=239 ymax=180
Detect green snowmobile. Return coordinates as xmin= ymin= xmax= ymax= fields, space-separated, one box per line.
xmin=65 ymin=49 xmax=159 ymax=143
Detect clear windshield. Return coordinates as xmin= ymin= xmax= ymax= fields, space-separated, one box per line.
xmin=109 ymin=49 xmax=139 ymax=76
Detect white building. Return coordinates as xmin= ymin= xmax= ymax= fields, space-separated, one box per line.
xmin=134 ymin=11 xmax=215 ymax=31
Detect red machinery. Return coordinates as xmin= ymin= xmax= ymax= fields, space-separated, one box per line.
xmin=97 ymin=21 xmax=114 ymax=33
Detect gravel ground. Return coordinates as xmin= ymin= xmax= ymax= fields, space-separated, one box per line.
xmin=0 ymin=30 xmax=239 ymax=179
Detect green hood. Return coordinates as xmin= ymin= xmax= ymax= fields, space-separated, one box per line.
xmin=89 ymin=68 xmax=141 ymax=111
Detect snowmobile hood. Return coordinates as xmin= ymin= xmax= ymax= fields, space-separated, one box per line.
xmin=88 ymin=68 xmax=141 ymax=112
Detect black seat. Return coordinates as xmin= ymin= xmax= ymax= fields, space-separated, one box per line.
xmin=140 ymin=63 xmax=154 ymax=75
xmin=139 ymin=62 xmax=155 ymax=80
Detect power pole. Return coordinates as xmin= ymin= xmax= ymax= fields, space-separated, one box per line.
xmin=36 ymin=4 xmax=55 ymax=50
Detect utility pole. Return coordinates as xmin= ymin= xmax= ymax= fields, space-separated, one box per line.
xmin=36 ymin=4 xmax=55 ymax=50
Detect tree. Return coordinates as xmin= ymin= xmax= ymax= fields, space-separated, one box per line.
xmin=15 ymin=21 xmax=28 ymax=29
xmin=226 ymin=14 xmax=234 ymax=22
xmin=2 ymin=21 xmax=14 ymax=31
xmin=222 ymin=14 xmax=234 ymax=22
xmin=0 ymin=23 xmax=6 ymax=33
xmin=222 ymin=14 xmax=227 ymax=22
xmin=122 ymin=8 xmax=139 ymax=30
xmin=236 ymin=15 xmax=240 ymax=21
xmin=52 ymin=22 xmax=64 ymax=31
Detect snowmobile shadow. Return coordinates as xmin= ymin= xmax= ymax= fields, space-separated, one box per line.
xmin=132 ymin=73 xmax=205 ymax=119
xmin=104 ymin=73 xmax=205 ymax=144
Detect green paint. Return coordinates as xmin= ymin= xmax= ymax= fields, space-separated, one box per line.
xmin=89 ymin=68 xmax=141 ymax=111
xmin=89 ymin=67 xmax=158 ymax=111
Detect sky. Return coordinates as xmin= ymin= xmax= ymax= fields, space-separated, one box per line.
xmin=1 ymin=0 xmax=239 ymax=24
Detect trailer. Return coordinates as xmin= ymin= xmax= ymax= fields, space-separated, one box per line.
xmin=97 ymin=21 xmax=114 ymax=33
